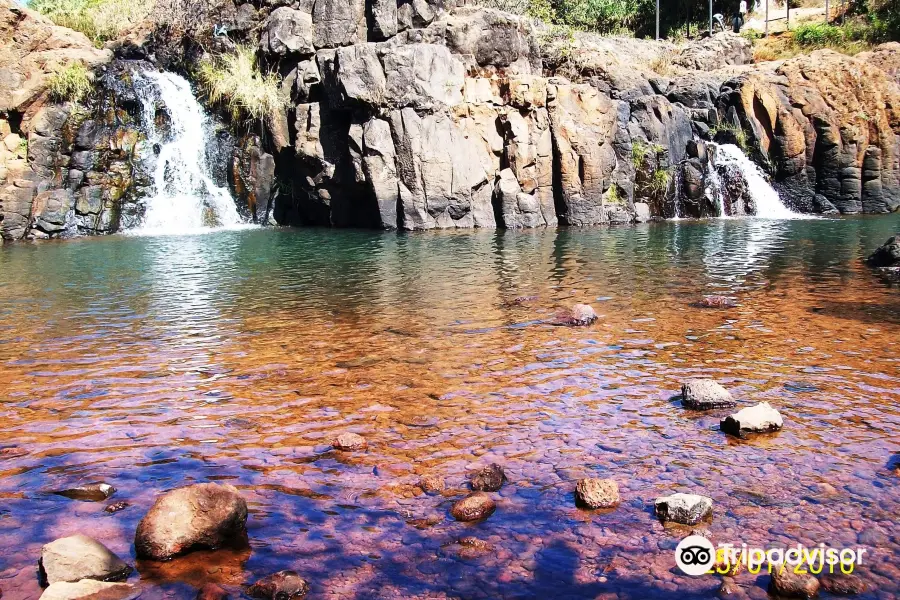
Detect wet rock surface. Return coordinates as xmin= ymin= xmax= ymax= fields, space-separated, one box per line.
xmin=866 ymin=235 xmax=900 ymax=268
xmin=681 ymin=380 xmax=737 ymax=410
xmin=197 ymin=583 xmax=230 ymax=600
xmin=469 ymin=464 xmax=505 ymax=492
xmin=134 ymin=483 xmax=249 ymax=560
xmin=39 ymin=580 xmax=140 ymax=600
xmin=768 ymin=566 xmax=820 ymax=598
xmin=655 ymin=493 xmax=713 ymax=525
xmin=450 ymin=493 xmax=496 ymax=522
xmin=247 ymin=571 xmax=309 ymax=599
xmin=551 ymin=304 xmax=598 ymax=326
xmin=820 ymin=573 xmax=866 ymax=595
xmin=418 ymin=474 xmax=445 ymax=494
xmin=54 ymin=483 xmax=116 ymax=502
xmin=39 ymin=534 xmax=132 ymax=585
xmin=574 ymin=478 xmax=619 ymax=509
xmin=721 ymin=402 xmax=784 ymax=437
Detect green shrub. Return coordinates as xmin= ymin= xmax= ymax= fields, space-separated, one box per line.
xmin=793 ymin=23 xmax=846 ymax=46
xmin=631 ymin=139 xmax=649 ymax=169
xmin=650 ymin=168 xmax=670 ymax=194
xmin=557 ymin=0 xmax=653 ymax=35
xmin=197 ymin=45 xmax=284 ymax=122
xmin=31 ymin=0 xmax=154 ymax=46
xmin=47 ymin=62 xmax=93 ymax=103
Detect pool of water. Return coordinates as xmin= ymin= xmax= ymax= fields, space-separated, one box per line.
xmin=0 ymin=217 xmax=898 ymax=599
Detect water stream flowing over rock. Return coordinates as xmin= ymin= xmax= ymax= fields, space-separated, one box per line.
xmin=132 ymin=72 xmax=243 ymax=234
xmin=710 ymin=143 xmax=800 ymax=219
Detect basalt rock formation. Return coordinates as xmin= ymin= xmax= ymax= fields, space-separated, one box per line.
xmin=1 ymin=0 xmax=899 ymax=241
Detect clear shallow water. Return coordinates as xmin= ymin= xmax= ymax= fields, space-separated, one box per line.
xmin=0 ymin=217 xmax=898 ymax=599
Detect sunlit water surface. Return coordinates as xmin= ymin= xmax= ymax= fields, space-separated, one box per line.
xmin=0 ymin=217 xmax=898 ymax=600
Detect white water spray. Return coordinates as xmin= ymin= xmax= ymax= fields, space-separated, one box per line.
xmin=712 ymin=143 xmax=800 ymax=219
xmin=133 ymin=71 xmax=243 ymax=234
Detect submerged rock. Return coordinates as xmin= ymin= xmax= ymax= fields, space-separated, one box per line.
xmin=866 ymin=236 xmax=900 ymax=268
xmin=54 ymin=483 xmax=116 ymax=502
xmin=134 ymin=483 xmax=248 ymax=561
xmin=418 ymin=474 xmax=446 ymax=494
xmin=469 ymin=464 xmax=506 ymax=492
xmin=768 ymin=565 xmax=820 ymax=598
xmin=39 ymin=580 xmax=140 ymax=600
xmin=104 ymin=501 xmax=130 ymax=514
xmin=696 ymin=295 xmax=737 ymax=309
xmin=720 ymin=402 xmax=783 ymax=437
xmin=247 ymin=571 xmax=309 ymax=599
xmin=654 ymin=493 xmax=713 ymax=525
xmin=820 ymin=573 xmax=866 ymax=595
xmin=681 ymin=380 xmax=737 ymax=410
xmin=197 ymin=583 xmax=230 ymax=600
xmin=551 ymin=304 xmax=598 ymax=326
xmin=450 ymin=492 xmax=496 ymax=522
xmin=40 ymin=534 xmax=132 ymax=585
xmin=575 ymin=478 xmax=620 ymax=509
xmin=332 ymin=432 xmax=368 ymax=450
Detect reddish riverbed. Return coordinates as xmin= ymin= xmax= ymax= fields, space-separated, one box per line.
xmin=0 ymin=219 xmax=898 ymax=599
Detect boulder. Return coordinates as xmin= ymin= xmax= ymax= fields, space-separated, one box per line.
xmin=39 ymin=580 xmax=140 ymax=600
xmin=866 ymin=235 xmax=900 ymax=268
xmin=260 ymin=7 xmax=314 ymax=56
xmin=820 ymin=574 xmax=866 ymax=595
xmin=370 ymin=0 xmax=397 ymax=40
xmin=40 ymin=535 xmax=132 ymax=585
xmin=450 ymin=492 xmax=496 ymax=521
xmin=247 ymin=571 xmax=309 ymax=599
xmin=330 ymin=44 xmax=386 ymax=106
xmin=697 ymin=295 xmax=737 ymax=309
xmin=575 ymin=478 xmax=620 ymax=509
xmin=654 ymin=493 xmax=713 ymax=525
xmin=720 ymin=402 xmax=783 ymax=438
xmin=469 ymin=464 xmax=506 ymax=492
xmin=681 ymin=380 xmax=737 ymax=410
xmin=54 ymin=483 xmax=116 ymax=502
xmin=134 ymin=483 xmax=249 ymax=561
xmin=552 ymin=304 xmax=598 ymax=326
xmin=768 ymin=566 xmax=820 ymax=598
xmin=332 ymin=432 xmax=368 ymax=450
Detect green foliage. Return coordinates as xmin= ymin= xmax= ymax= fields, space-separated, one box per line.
xmin=631 ymin=139 xmax=649 ymax=169
xmin=866 ymin=0 xmax=900 ymax=41
xmin=711 ymin=122 xmax=748 ymax=152
xmin=650 ymin=168 xmax=670 ymax=194
xmin=556 ymin=0 xmax=654 ymax=35
xmin=793 ymin=23 xmax=848 ymax=46
xmin=47 ymin=62 xmax=93 ymax=103
xmin=197 ymin=45 xmax=284 ymax=123
xmin=30 ymin=0 xmax=154 ymax=46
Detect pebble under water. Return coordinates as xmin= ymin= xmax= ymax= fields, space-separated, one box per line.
xmin=0 ymin=217 xmax=898 ymax=599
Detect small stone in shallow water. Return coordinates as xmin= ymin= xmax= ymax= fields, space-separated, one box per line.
xmin=247 ymin=571 xmax=309 ymax=599
xmin=40 ymin=534 xmax=132 ymax=585
xmin=654 ymin=493 xmax=713 ymax=525
xmin=695 ymin=295 xmax=737 ymax=309
xmin=418 ymin=474 xmax=445 ymax=494
xmin=197 ymin=583 xmax=229 ymax=600
xmin=0 ymin=446 xmax=27 ymax=459
xmin=104 ymin=501 xmax=130 ymax=514
xmin=551 ymin=304 xmax=598 ymax=326
xmin=720 ymin=402 xmax=783 ymax=437
xmin=332 ymin=432 xmax=367 ymax=451
xmin=450 ymin=493 xmax=496 ymax=522
xmin=135 ymin=483 xmax=248 ymax=561
xmin=681 ymin=380 xmax=737 ymax=410
xmin=718 ymin=576 xmax=740 ymax=596
xmin=768 ymin=565 xmax=820 ymax=598
xmin=820 ymin=574 xmax=866 ymax=595
xmin=575 ymin=478 xmax=620 ymax=509
xmin=54 ymin=483 xmax=116 ymax=502
xmin=469 ymin=464 xmax=506 ymax=492
xmin=39 ymin=580 xmax=140 ymax=600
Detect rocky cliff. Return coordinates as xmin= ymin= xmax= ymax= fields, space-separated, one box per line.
xmin=1 ymin=0 xmax=899 ymax=241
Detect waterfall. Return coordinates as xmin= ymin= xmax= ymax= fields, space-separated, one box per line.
xmin=132 ymin=71 xmax=244 ymax=234
xmin=711 ymin=143 xmax=799 ymax=219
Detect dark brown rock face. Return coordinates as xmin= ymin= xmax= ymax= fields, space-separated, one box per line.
xmin=450 ymin=492 xmax=496 ymax=522
xmin=134 ymin=483 xmax=248 ymax=561
xmin=469 ymin=464 xmax=506 ymax=492
xmin=247 ymin=571 xmax=310 ymax=600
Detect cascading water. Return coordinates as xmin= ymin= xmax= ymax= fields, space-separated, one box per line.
xmin=711 ymin=143 xmax=799 ymax=219
xmin=132 ymin=71 xmax=243 ymax=234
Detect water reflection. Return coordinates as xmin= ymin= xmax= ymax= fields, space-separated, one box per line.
xmin=0 ymin=216 xmax=898 ymax=600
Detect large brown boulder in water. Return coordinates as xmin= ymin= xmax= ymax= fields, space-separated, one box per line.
xmin=134 ymin=483 xmax=248 ymax=561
